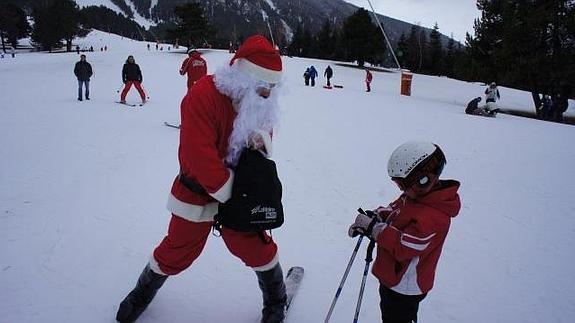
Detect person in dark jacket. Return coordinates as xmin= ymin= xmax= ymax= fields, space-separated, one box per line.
xmin=324 ymin=65 xmax=333 ymax=87
xmin=538 ymin=95 xmax=553 ymax=120
xmin=465 ymin=97 xmax=495 ymax=117
xmin=120 ymin=55 xmax=146 ymax=104
xmin=308 ymin=66 xmax=318 ymax=87
xmin=303 ymin=68 xmax=310 ymax=86
xmin=74 ymin=54 xmax=93 ymax=101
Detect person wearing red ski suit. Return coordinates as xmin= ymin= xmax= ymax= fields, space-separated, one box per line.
xmin=365 ymin=69 xmax=373 ymax=92
xmin=179 ymin=51 xmax=207 ymax=89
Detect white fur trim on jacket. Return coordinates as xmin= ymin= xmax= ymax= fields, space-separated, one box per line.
xmin=254 ymin=129 xmax=273 ymax=157
xmin=166 ymin=194 xmax=219 ymax=222
xmin=209 ymin=169 xmax=234 ymax=203
xmin=252 ymin=252 xmax=280 ymax=272
xmin=234 ymin=58 xmax=282 ymax=84
xmin=149 ymin=255 xmax=168 ymax=275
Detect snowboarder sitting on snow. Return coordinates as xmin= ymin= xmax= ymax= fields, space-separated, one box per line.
xmin=324 ymin=65 xmax=333 ymax=87
xmin=348 ymin=141 xmax=461 ymax=323
xmin=465 ymin=97 xmax=496 ymax=117
xmin=120 ymin=55 xmax=146 ymax=104
xmin=116 ymin=35 xmax=288 ymax=323
xmin=179 ymin=49 xmax=207 ymax=89
xmin=74 ymin=54 xmax=93 ymax=101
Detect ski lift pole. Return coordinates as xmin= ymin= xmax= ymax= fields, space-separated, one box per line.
xmin=353 ymin=238 xmax=376 ymax=323
xmin=324 ymin=235 xmax=364 ymax=323
xmin=266 ymin=19 xmax=275 ymax=46
xmin=366 ymin=0 xmax=402 ymax=70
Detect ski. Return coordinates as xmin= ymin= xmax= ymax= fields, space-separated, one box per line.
xmin=284 ymin=266 xmax=304 ymax=319
xmin=115 ymin=101 xmax=137 ymax=107
xmin=164 ymin=122 xmax=180 ymax=129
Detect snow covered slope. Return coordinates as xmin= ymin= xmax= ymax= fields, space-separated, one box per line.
xmin=1 ymin=30 xmax=574 ymax=323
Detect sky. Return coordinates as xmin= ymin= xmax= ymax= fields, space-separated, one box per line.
xmin=345 ymin=0 xmax=481 ymax=42
xmin=1 ymin=30 xmax=574 ymax=323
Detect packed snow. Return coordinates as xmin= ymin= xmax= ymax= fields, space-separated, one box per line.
xmin=1 ymin=30 xmax=574 ymax=323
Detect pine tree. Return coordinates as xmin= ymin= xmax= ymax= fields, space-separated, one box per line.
xmin=341 ymin=8 xmax=382 ymax=67
xmin=0 ymin=3 xmax=30 ymax=51
xmin=31 ymin=0 xmax=80 ymax=52
xmin=167 ymin=3 xmax=215 ymax=48
xmin=428 ymin=23 xmax=443 ymax=75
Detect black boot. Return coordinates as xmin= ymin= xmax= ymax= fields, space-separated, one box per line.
xmin=256 ymin=263 xmax=287 ymax=323
xmin=116 ymin=264 xmax=168 ymax=322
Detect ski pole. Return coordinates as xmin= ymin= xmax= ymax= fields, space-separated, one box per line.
xmin=324 ymin=208 xmax=372 ymax=323
xmin=324 ymin=235 xmax=364 ymax=323
xmin=352 ymin=239 xmax=376 ymax=323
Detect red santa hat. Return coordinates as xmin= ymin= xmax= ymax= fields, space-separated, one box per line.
xmin=229 ymin=35 xmax=282 ymax=84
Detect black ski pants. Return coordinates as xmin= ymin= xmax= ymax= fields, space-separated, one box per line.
xmin=379 ymin=285 xmax=426 ymax=323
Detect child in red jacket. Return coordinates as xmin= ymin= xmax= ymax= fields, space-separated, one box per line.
xmin=349 ymin=141 xmax=461 ymax=323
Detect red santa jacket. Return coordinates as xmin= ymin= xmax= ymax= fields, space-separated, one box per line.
xmin=372 ymin=180 xmax=461 ymax=295
xmin=180 ymin=53 xmax=207 ymax=87
xmin=365 ymin=70 xmax=373 ymax=83
xmin=167 ymin=75 xmax=236 ymax=222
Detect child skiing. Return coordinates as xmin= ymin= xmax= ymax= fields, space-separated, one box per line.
xmin=348 ymin=141 xmax=461 ymax=323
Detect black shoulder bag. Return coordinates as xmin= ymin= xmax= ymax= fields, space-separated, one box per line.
xmin=214 ymin=148 xmax=284 ymax=235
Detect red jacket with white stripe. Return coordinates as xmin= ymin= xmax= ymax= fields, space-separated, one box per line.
xmin=180 ymin=53 xmax=207 ymax=87
xmin=166 ymin=75 xmax=236 ymax=222
xmin=372 ymin=180 xmax=461 ymax=295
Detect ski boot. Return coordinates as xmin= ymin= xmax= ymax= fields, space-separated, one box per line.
xmin=116 ymin=264 xmax=168 ymax=322
xmin=256 ymin=263 xmax=287 ymax=323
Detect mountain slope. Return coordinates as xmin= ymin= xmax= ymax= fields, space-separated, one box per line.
xmin=72 ymin=0 xmax=450 ymax=45
xmin=1 ymin=30 xmax=573 ymax=323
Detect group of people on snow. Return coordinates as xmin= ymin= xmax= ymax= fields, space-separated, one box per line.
xmin=1 ymin=46 xmax=16 ymax=59
xmin=465 ymin=82 xmax=501 ymax=117
xmin=303 ymin=64 xmax=373 ymax=92
xmin=109 ymin=35 xmax=461 ymax=323
xmin=465 ymin=82 xmax=570 ymax=122
xmin=537 ymin=93 xmax=569 ymax=122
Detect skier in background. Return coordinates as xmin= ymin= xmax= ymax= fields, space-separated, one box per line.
xmin=324 ymin=65 xmax=333 ymax=87
xmin=348 ymin=141 xmax=461 ymax=323
xmin=74 ymin=54 xmax=93 ymax=101
xmin=308 ymin=65 xmax=318 ymax=87
xmin=303 ymin=67 xmax=310 ymax=86
xmin=179 ymin=49 xmax=207 ymax=89
xmin=365 ymin=68 xmax=373 ymax=92
xmin=115 ymin=35 xmax=288 ymax=323
xmin=484 ymin=82 xmax=500 ymax=113
xmin=120 ymin=55 xmax=146 ymax=104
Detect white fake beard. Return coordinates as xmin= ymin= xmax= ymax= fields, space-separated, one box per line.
xmin=214 ymin=64 xmax=281 ymax=166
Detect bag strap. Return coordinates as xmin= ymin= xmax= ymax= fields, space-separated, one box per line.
xmin=179 ymin=170 xmax=209 ymax=195
xmin=211 ymin=217 xmax=273 ymax=245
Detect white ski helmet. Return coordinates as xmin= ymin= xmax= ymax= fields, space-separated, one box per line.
xmin=387 ymin=141 xmax=446 ymax=190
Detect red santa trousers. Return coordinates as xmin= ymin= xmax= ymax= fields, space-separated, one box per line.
xmin=121 ymin=81 xmax=146 ymax=101
xmin=152 ymin=214 xmax=278 ymax=275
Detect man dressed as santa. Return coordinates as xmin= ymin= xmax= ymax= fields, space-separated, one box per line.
xmin=116 ymin=35 xmax=286 ymax=323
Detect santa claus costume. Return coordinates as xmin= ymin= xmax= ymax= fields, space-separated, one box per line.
xmin=116 ymin=35 xmax=287 ymax=323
